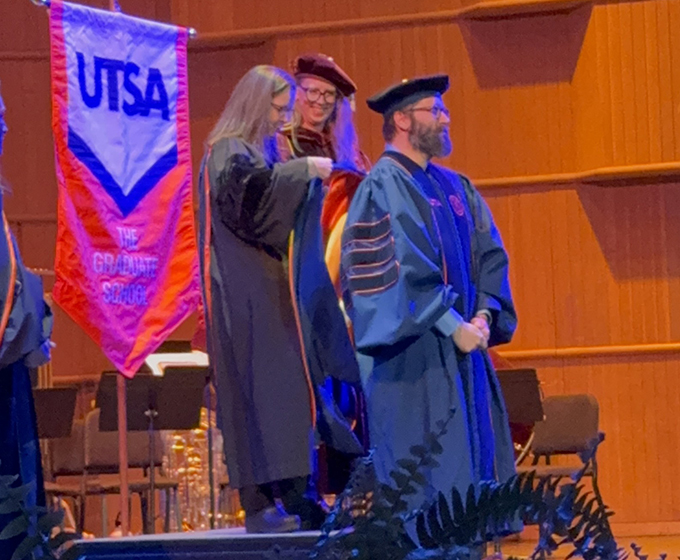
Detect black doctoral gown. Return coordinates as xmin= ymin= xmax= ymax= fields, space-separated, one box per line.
xmin=198 ymin=137 xmax=361 ymax=489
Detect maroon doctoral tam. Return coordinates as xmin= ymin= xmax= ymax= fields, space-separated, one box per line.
xmin=292 ymin=53 xmax=357 ymax=97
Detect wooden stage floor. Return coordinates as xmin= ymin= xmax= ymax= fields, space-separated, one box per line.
xmin=64 ymin=526 xmax=680 ymax=560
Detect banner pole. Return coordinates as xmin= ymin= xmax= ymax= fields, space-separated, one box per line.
xmin=30 ymin=0 xmax=198 ymax=37
xmin=116 ymin=375 xmax=130 ymax=536
xmin=105 ymin=0 xmax=130 ymax=536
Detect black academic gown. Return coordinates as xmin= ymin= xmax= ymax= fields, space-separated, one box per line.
xmin=199 ymin=137 xmax=324 ymax=489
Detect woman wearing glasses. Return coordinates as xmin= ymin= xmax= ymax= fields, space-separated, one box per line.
xmin=278 ymin=53 xmax=371 ymax=501
xmin=198 ymin=65 xmax=335 ymax=533
xmin=279 ymin=55 xmax=371 ymax=297
xmin=278 ymin=54 xmax=363 ymax=165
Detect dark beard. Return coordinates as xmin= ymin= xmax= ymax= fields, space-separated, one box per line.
xmin=409 ymin=119 xmax=452 ymax=159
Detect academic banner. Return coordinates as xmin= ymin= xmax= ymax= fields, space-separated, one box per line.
xmin=49 ymin=0 xmax=201 ymax=377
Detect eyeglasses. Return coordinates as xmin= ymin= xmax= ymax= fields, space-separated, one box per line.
xmin=271 ymin=102 xmax=293 ymax=117
xmin=406 ymin=105 xmax=450 ymax=119
xmin=299 ymin=86 xmax=338 ymax=105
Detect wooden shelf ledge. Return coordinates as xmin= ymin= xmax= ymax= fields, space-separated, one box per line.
xmin=190 ymin=0 xmax=591 ymax=50
xmin=0 ymin=50 xmax=50 ymax=61
xmin=475 ymin=161 xmax=680 ymax=189
xmin=497 ymin=342 xmax=680 ymax=360
xmin=7 ymin=214 xmax=57 ymax=224
xmin=459 ymin=0 xmax=588 ymax=20
xmin=0 ymin=0 xmax=632 ymax=60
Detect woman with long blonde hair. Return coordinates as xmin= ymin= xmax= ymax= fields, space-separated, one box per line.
xmin=198 ymin=65 xmax=334 ymax=533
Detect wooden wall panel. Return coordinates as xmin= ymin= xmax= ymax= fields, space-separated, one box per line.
xmin=186 ymin=42 xmax=276 ymax=183
xmin=0 ymin=1 xmax=51 ymax=53
xmin=270 ymin=18 xmax=583 ymax=179
xmin=481 ymin=182 xmax=680 ymax=351
xmin=199 ymin=0 xmax=680 ymax=178
xmin=0 ymin=58 xmax=54 ymax=218
xmin=571 ymin=0 xmax=680 ymax=169
xmin=485 ymin=188 xmax=558 ymax=351
xmin=170 ymin=0 xmax=464 ymax=33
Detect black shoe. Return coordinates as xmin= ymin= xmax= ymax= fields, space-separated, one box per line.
xmin=245 ymin=506 xmax=301 ymax=534
xmin=284 ymin=499 xmax=327 ymax=531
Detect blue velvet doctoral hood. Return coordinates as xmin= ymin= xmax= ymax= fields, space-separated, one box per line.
xmin=291 ymin=180 xmax=364 ymax=455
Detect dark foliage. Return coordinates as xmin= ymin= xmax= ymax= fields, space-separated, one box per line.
xmin=313 ymin=409 xmax=626 ymax=560
xmin=0 ymin=467 xmax=79 ymax=560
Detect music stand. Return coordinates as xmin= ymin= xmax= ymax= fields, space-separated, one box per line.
xmin=496 ymin=368 xmax=544 ymax=465
xmin=96 ymin=367 xmax=207 ymax=533
xmin=142 ymin=340 xmax=215 ymax=526
xmin=33 ymin=387 xmax=78 ymax=440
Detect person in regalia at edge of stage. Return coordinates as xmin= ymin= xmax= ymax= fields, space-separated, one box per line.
xmin=198 ymin=65 xmax=364 ymax=533
xmin=341 ymin=74 xmax=521 ymax=544
xmin=0 ymin=82 xmax=55 ymax=560
xmin=278 ymin=53 xmax=371 ymax=497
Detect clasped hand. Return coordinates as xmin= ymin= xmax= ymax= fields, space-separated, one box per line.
xmin=453 ymin=317 xmax=490 ymax=353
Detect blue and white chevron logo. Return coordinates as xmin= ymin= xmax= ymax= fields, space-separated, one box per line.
xmin=65 ymin=15 xmax=180 ymax=217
